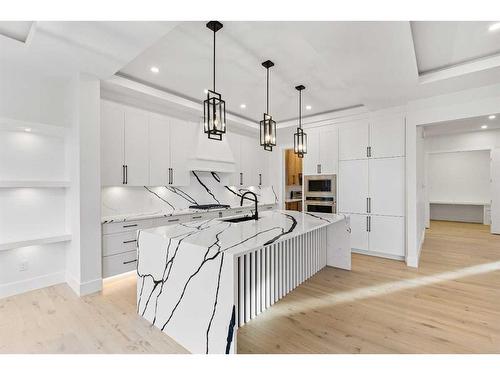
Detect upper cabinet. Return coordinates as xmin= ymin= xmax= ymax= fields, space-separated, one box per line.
xmin=303 ymin=127 xmax=338 ymax=175
xmin=339 ymin=115 xmax=405 ymax=161
xmin=101 ymin=101 xmax=125 ymax=186
xmin=123 ymin=108 xmax=149 ymax=186
xmin=227 ymin=132 xmax=266 ymax=187
xmin=101 ymin=100 xmax=194 ymax=187
xmin=370 ymin=115 xmax=405 ymax=158
xmin=339 ymin=120 xmax=370 ymax=161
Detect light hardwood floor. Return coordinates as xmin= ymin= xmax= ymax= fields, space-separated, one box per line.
xmin=1 ymin=221 xmax=499 ymax=353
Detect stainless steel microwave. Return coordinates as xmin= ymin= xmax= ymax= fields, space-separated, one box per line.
xmin=304 ymin=174 xmax=336 ymax=214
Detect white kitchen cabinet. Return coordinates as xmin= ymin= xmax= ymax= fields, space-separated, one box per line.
xmin=339 ymin=120 xmax=370 ymax=161
xmin=349 ymin=213 xmax=369 ymax=251
xmin=370 ymin=115 xmax=405 ymax=158
xmin=319 ymin=128 xmax=338 ymax=174
xmin=101 ymin=101 xmax=125 ymax=186
xmin=124 ymin=108 xmax=149 ymax=186
xmin=227 ymin=132 xmax=242 ymax=186
xmin=148 ymin=114 xmax=171 ymax=186
xmin=241 ymin=136 xmax=259 ymax=187
xmin=368 ymin=215 xmax=405 ymax=258
xmin=369 ymin=157 xmax=405 ymax=216
xmin=338 ymin=159 xmax=369 ymax=214
xmin=255 ymin=147 xmax=270 ymax=186
xmin=303 ymin=129 xmax=319 ymax=175
xmin=170 ymin=118 xmax=194 ymax=186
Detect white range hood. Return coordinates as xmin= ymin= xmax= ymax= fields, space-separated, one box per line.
xmin=189 ymin=123 xmax=236 ymax=173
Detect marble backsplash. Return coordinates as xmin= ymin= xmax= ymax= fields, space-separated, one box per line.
xmin=102 ymin=171 xmax=278 ymax=218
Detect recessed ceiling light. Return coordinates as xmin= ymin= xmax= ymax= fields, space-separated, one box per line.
xmin=24 ymin=128 xmax=31 ymax=132
xmin=481 ymin=125 xmax=488 ymax=129
xmin=489 ymin=115 xmax=496 ymax=120
xmin=305 ymin=105 xmax=312 ymax=110
xmin=204 ymin=89 xmax=209 ymax=94
xmin=240 ymin=104 xmax=246 ymax=109
xmin=150 ymin=66 xmax=159 ymax=73
xmin=489 ymin=22 xmax=500 ymax=32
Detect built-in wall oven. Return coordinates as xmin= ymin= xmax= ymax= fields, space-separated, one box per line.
xmin=304 ymin=174 xmax=336 ymax=214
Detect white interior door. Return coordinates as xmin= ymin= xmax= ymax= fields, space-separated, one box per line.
xmin=303 ymin=129 xmax=319 ymax=175
xmin=369 ymin=215 xmax=405 ymax=258
xmin=491 ymin=149 xmax=500 ymax=234
xmin=338 ymin=159 xmax=369 ymax=214
xmin=124 ymin=108 xmax=149 ymax=186
xmin=101 ymin=101 xmax=124 ymax=186
xmin=148 ymin=114 xmax=171 ymax=186
xmin=369 ymin=157 xmax=405 ymax=216
xmin=339 ymin=120 xmax=369 ymax=160
xmin=370 ymin=115 xmax=405 ymax=158
xmin=170 ymin=118 xmax=195 ymax=187
xmin=349 ymin=214 xmax=369 ymax=251
xmin=319 ymin=128 xmax=338 ymax=174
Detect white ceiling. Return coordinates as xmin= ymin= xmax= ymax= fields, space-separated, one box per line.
xmin=423 ymin=113 xmax=500 ymax=137
xmin=411 ymin=21 xmax=500 ymax=74
xmin=119 ymin=21 xmax=500 ymax=124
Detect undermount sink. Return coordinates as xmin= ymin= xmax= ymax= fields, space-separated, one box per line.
xmin=220 ymin=216 xmax=256 ymax=223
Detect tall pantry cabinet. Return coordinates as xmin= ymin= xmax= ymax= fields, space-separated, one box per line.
xmin=338 ymin=114 xmax=406 ymax=259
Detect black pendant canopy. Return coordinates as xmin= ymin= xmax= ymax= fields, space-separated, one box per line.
xmin=259 ymin=60 xmax=277 ymax=151
xmin=203 ymin=21 xmax=226 ymax=141
xmin=293 ymin=85 xmax=307 ymax=158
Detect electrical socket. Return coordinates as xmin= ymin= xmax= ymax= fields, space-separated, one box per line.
xmin=19 ymin=261 xmax=28 ymax=272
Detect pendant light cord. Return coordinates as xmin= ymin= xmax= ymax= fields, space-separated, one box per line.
xmin=213 ymin=30 xmax=216 ymax=92
xmin=299 ymin=89 xmax=302 ymax=129
xmin=266 ymin=67 xmax=269 ymax=114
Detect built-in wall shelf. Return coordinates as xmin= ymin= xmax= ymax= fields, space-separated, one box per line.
xmin=0 ymin=117 xmax=68 ymax=138
xmin=430 ymin=200 xmax=490 ymax=206
xmin=0 ymin=234 xmax=72 ymax=252
xmin=0 ymin=180 xmax=71 ymax=188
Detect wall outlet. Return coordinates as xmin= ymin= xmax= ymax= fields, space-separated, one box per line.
xmin=19 ymin=261 xmax=28 ymax=272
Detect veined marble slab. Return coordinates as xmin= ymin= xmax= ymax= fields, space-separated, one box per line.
xmin=136 ymin=210 xmax=351 ymax=354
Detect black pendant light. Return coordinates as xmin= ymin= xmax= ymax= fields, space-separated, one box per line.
xmin=260 ymin=60 xmax=276 ymax=151
xmin=293 ymin=85 xmax=307 ymax=158
xmin=203 ymin=21 xmax=226 ymax=141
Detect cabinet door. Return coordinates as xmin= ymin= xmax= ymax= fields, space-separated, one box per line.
xmin=101 ymin=101 xmax=124 ymax=186
xmin=124 ymin=108 xmax=149 ymax=186
xmin=227 ymin=132 xmax=242 ymax=186
xmin=349 ymin=214 xmax=369 ymax=251
xmin=303 ymin=129 xmax=319 ymax=175
xmin=339 ymin=120 xmax=369 ymax=161
xmin=338 ymin=159 xmax=369 ymax=214
xmin=369 ymin=157 xmax=405 ymax=216
xmin=170 ymin=118 xmax=195 ymax=187
xmin=319 ymin=127 xmax=338 ymax=174
xmin=240 ymin=135 xmax=259 ymax=187
xmin=369 ymin=215 xmax=405 ymax=258
xmin=256 ymin=147 xmax=270 ymax=186
xmin=370 ymin=115 xmax=405 ymax=158
xmin=148 ymin=114 xmax=171 ymax=186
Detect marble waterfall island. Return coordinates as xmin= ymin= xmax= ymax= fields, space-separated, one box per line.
xmin=136 ymin=210 xmax=351 ymax=354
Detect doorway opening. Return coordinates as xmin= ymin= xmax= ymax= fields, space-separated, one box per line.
xmin=284 ymin=149 xmax=303 ymax=211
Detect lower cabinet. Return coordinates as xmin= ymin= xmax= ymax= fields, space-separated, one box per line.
xmin=347 ymin=213 xmax=405 ymax=259
xmin=103 ymin=250 xmax=138 ymax=278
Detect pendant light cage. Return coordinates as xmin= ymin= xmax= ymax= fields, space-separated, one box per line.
xmin=260 ymin=60 xmax=276 ymax=151
xmin=204 ymin=21 xmax=226 ymax=141
xmin=294 ymin=85 xmax=307 ymax=158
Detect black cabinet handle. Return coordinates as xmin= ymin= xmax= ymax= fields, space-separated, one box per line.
xmin=125 ymin=165 xmax=128 ymax=184
xmin=123 ymin=259 xmax=137 ymax=265
xmin=171 ymin=168 xmax=174 ymax=185
xmin=123 ymin=224 xmax=138 ymax=228
xmin=123 ymin=239 xmax=137 ymax=244
xmin=122 ymin=165 xmax=125 ymax=184
xmin=240 ymin=172 xmax=243 ymax=186
xmin=191 ymin=215 xmax=202 ymax=219
xmin=259 ymin=173 xmax=262 ymax=186
xmin=235 ymin=210 xmax=243 ymax=214
xmin=366 ymin=216 xmax=369 ymax=232
xmin=168 ymin=218 xmax=180 ymax=222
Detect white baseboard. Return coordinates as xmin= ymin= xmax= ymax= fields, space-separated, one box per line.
xmin=352 ymin=248 xmax=405 ymax=261
xmin=66 ymin=273 xmax=102 ymax=297
xmin=0 ymin=271 xmax=65 ymax=299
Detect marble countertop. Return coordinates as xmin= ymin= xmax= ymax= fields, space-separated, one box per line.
xmin=101 ymin=202 xmax=276 ymax=224
xmin=139 ymin=210 xmax=347 ymax=257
